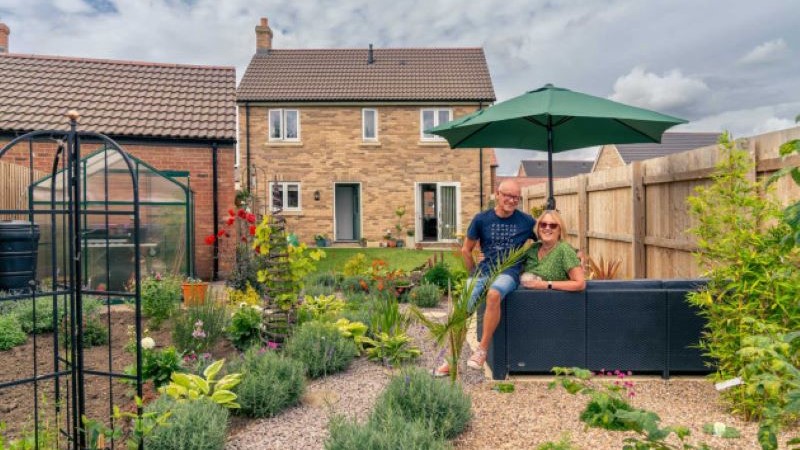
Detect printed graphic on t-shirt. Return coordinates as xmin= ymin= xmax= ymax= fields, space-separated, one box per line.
xmin=489 ymin=223 xmax=517 ymax=253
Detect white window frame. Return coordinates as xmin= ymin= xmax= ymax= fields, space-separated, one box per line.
xmin=362 ymin=108 xmax=378 ymax=141
xmin=420 ymin=108 xmax=452 ymax=141
xmin=268 ymin=181 xmax=302 ymax=212
xmin=268 ymin=109 xmax=301 ymax=141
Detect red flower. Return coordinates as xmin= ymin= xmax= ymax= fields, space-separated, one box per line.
xmin=249 ymin=225 xmax=256 ymax=236
xmin=204 ymin=235 xmax=216 ymax=245
xmin=237 ymin=209 xmax=247 ymax=218
xmin=228 ymin=208 xmax=235 ymax=217
xmin=254 ymin=245 xmax=261 ymax=254
xmin=226 ymin=217 xmax=235 ymax=226
xmin=246 ymin=213 xmax=256 ymax=223
xmin=217 ymin=229 xmax=226 ymax=237
xmin=225 ymin=232 xmax=231 ymax=238
xmin=241 ymin=237 xmax=247 ymax=242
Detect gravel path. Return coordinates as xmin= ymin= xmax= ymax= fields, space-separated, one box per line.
xmin=225 ymin=303 xmax=797 ymax=449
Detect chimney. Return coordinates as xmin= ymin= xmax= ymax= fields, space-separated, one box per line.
xmin=0 ymin=23 xmax=9 ymax=54
xmin=255 ymin=17 xmax=273 ymax=53
xmin=368 ymin=43 xmax=374 ymax=64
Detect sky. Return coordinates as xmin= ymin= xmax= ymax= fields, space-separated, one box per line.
xmin=1 ymin=0 xmax=798 ymax=175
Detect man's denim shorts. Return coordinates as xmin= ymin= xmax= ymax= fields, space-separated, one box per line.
xmin=466 ymin=273 xmax=517 ymax=311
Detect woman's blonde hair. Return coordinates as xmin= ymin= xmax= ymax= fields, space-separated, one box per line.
xmin=536 ymin=209 xmax=567 ymax=241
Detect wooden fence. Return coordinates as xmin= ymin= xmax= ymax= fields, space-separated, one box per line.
xmin=0 ymin=160 xmax=44 ymax=220
xmin=522 ymin=126 xmax=800 ymax=279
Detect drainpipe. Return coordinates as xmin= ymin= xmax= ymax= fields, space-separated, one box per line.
xmin=212 ymin=142 xmax=219 ymax=281
xmin=478 ymin=101 xmax=484 ymax=210
xmin=245 ymin=103 xmax=251 ymax=192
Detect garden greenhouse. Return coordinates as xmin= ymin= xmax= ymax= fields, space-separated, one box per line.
xmin=30 ymin=147 xmax=194 ymax=292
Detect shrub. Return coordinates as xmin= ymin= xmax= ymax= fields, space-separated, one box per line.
xmin=226 ymin=304 xmax=262 ymax=351
xmin=325 ymin=410 xmax=451 ymax=450
xmin=226 ymin=283 xmax=261 ymax=307
xmin=362 ymin=332 xmax=421 ymax=367
xmin=303 ymin=284 xmax=336 ymax=297
xmin=371 ymin=367 xmax=471 ymax=439
xmin=369 ymin=297 xmax=410 ymax=337
xmin=81 ymin=317 xmax=108 ymax=348
xmin=172 ymin=301 xmax=230 ymax=354
xmin=127 ymin=346 xmax=184 ymax=388
xmin=340 ymin=275 xmax=371 ymax=294
xmin=298 ymin=294 xmax=345 ymax=324
xmin=9 ymin=296 xmax=64 ymax=333
xmin=342 ymin=253 xmax=369 ymax=276
xmin=0 ymin=314 xmax=27 ymax=350
xmin=285 ymin=321 xmax=357 ymax=378
xmin=144 ymin=395 xmax=228 ymax=450
xmin=408 ymin=283 xmax=441 ymax=307
xmin=305 ymin=271 xmax=337 ymax=288
xmin=160 ymin=359 xmax=241 ymax=409
xmin=422 ymin=262 xmax=452 ymax=290
xmin=230 ymin=347 xmax=305 ymax=418
xmin=141 ymin=275 xmax=182 ymax=327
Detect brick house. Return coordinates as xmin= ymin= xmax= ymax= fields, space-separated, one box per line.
xmin=0 ymin=23 xmax=236 ymax=280
xmin=592 ymin=132 xmax=720 ymax=172
xmin=237 ymin=18 xmax=497 ymax=245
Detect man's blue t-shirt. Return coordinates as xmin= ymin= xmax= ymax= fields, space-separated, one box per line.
xmin=467 ymin=209 xmax=535 ymax=281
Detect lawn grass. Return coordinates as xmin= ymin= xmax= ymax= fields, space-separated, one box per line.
xmin=311 ymin=247 xmax=463 ymax=274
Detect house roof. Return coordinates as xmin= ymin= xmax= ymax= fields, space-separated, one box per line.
xmin=237 ymin=48 xmax=496 ymax=103
xmin=519 ymin=160 xmax=594 ymax=178
xmin=614 ymin=132 xmax=720 ymax=164
xmin=0 ymin=53 xmax=237 ymax=142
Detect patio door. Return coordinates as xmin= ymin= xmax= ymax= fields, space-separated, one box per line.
xmin=416 ymin=182 xmax=460 ymax=242
xmin=334 ymin=183 xmax=360 ymax=241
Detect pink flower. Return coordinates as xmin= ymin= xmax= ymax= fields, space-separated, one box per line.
xmin=267 ymin=341 xmax=278 ymax=350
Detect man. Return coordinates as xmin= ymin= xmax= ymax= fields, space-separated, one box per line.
xmin=435 ymin=179 xmax=535 ymax=376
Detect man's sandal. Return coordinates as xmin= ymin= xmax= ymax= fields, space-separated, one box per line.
xmin=432 ymin=362 xmax=450 ymax=378
xmin=467 ymin=347 xmax=487 ymax=370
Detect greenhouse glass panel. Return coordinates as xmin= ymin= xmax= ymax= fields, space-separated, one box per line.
xmin=31 ymin=148 xmax=193 ymax=292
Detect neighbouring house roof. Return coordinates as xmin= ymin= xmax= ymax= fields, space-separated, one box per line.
xmin=613 ymin=132 xmax=720 ymax=164
xmin=519 ymin=160 xmax=594 ymax=178
xmin=0 ymin=53 xmax=237 ymax=142
xmin=237 ymin=48 xmax=496 ymax=103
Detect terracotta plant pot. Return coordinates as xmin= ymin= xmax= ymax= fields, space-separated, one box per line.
xmin=182 ymin=282 xmax=208 ymax=306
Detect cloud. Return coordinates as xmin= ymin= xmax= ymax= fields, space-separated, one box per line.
xmin=676 ymin=101 xmax=800 ymax=138
xmin=609 ymin=66 xmax=709 ymax=112
xmin=738 ymin=38 xmax=789 ymax=65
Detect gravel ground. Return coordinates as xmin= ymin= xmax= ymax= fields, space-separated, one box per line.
xmin=225 ymin=303 xmax=797 ymax=449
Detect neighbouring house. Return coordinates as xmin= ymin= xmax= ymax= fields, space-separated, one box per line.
xmin=517 ymin=159 xmax=594 ymax=182
xmin=0 ymin=23 xmax=237 ymax=280
xmin=237 ymin=18 xmax=496 ymax=246
xmin=592 ymin=132 xmax=720 ymax=172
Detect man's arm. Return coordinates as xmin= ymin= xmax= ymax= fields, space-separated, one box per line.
xmin=461 ymin=237 xmax=479 ymax=274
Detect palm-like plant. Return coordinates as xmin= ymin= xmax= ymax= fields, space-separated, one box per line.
xmin=586 ymin=255 xmax=622 ymax=280
xmin=409 ymin=245 xmax=528 ymax=383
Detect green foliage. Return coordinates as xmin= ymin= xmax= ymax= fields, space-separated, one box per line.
xmin=371 ymin=367 xmax=472 ymax=440
xmin=340 ymin=275 xmax=371 ymax=294
xmin=304 ymin=271 xmax=338 ymax=288
xmin=227 ymin=242 xmax=268 ymax=295
xmin=343 ymin=253 xmax=370 ymax=276
xmin=285 ymin=320 xmax=357 ymax=378
xmin=0 ymin=396 xmax=59 ymax=449
xmin=362 ymin=332 xmax=421 ymax=367
xmin=7 ymin=296 xmax=63 ymax=333
xmin=81 ymin=317 xmax=108 ymax=348
xmin=687 ymin=132 xmax=800 ymax=419
xmin=325 ymin=410 xmax=451 ymax=450
xmin=701 ymin=422 xmax=741 ymax=438
xmin=407 ymin=283 xmax=441 ymax=308
xmin=226 ymin=304 xmax=262 ymax=351
xmin=369 ymin=297 xmax=410 ymax=337
xmin=422 ymin=262 xmax=452 ymax=290
xmin=303 ymin=283 xmax=336 ymax=297
xmin=141 ymin=274 xmax=182 ymax=327
xmin=0 ymin=314 xmax=27 ymax=350
xmin=160 ymin=359 xmax=241 ymax=409
xmin=144 ymin=395 xmax=228 ymax=450
xmin=550 ymin=367 xmax=710 ymax=450
xmin=125 ymin=346 xmax=184 ymax=388
xmin=332 ymin=318 xmax=369 ymax=353
xmin=171 ymin=301 xmax=230 ymax=354
xmin=535 ymin=434 xmax=580 ymax=450
xmin=297 ymin=294 xmax=345 ymax=324
xmin=230 ymin=347 xmax=305 ymax=418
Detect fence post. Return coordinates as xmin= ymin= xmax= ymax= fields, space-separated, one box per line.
xmin=631 ymin=161 xmax=646 ymax=278
xmin=577 ymin=174 xmax=588 ymax=257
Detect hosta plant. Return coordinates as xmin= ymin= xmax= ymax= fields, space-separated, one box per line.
xmin=160 ymin=359 xmax=241 ymax=409
xmin=362 ymin=331 xmax=421 ymax=367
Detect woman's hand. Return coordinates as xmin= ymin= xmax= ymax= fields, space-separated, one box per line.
xmin=521 ymin=272 xmax=543 ymax=289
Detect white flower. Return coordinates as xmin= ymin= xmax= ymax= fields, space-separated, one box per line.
xmin=713 ymin=422 xmax=726 ymax=436
xmin=141 ymin=337 xmax=155 ymax=350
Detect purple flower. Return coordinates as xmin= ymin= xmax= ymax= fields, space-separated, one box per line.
xmin=192 ymin=329 xmax=207 ymax=339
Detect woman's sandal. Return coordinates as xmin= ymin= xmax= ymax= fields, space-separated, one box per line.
xmin=432 ymin=362 xmax=450 ymax=377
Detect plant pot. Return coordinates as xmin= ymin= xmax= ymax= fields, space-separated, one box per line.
xmin=315 ymin=238 xmax=328 ymax=248
xmin=386 ymin=240 xmax=396 ymax=248
xmin=395 ymin=239 xmax=404 ymax=248
xmin=182 ymin=282 xmax=208 ymax=306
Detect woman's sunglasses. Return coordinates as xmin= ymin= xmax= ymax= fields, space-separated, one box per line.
xmin=538 ymin=222 xmax=560 ymax=230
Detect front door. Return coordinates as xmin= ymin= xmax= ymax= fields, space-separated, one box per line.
xmin=417 ymin=182 xmax=460 ymax=242
xmin=334 ymin=183 xmax=360 ymax=241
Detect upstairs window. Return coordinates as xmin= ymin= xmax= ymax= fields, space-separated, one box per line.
xmin=362 ymin=108 xmax=378 ymax=141
xmin=420 ymin=108 xmax=452 ymax=141
xmin=268 ymin=181 xmax=301 ymax=211
xmin=268 ymin=109 xmax=300 ymax=141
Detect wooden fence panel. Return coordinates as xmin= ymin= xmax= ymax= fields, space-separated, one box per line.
xmin=0 ymin=160 xmax=41 ymax=221
xmin=520 ymin=126 xmax=800 ymax=280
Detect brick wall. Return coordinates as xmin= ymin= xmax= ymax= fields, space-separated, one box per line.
xmin=0 ymin=137 xmax=234 ymax=280
xmin=240 ymin=104 xmax=493 ymax=244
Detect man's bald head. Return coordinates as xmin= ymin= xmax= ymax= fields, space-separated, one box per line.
xmin=497 ymin=179 xmax=521 ymax=196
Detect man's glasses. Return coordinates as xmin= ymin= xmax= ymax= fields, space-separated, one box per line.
xmin=539 ymin=222 xmax=560 ymax=230
xmin=498 ymin=191 xmax=521 ymax=202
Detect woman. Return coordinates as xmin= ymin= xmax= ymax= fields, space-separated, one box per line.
xmin=520 ymin=210 xmax=585 ymax=291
